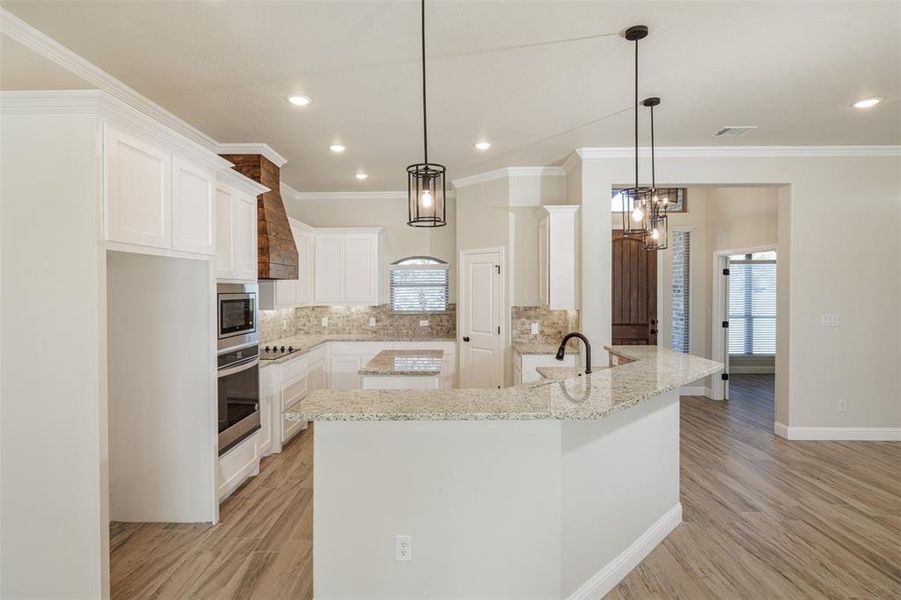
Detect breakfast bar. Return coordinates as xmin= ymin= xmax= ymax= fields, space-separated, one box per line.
xmin=288 ymin=346 xmax=722 ymax=599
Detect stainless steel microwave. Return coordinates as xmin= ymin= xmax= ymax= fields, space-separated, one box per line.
xmin=217 ymin=282 xmax=258 ymax=352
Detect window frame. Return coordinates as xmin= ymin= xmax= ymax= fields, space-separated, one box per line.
xmin=388 ymin=256 xmax=450 ymax=314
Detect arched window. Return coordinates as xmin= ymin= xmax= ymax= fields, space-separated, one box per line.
xmin=389 ymin=256 xmax=449 ymax=313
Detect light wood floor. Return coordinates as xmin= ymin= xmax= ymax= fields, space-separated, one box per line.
xmin=110 ymin=376 xmax=901 ymax=599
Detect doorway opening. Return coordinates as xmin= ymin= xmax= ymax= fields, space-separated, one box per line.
xmin=713 ymin=248 xmax=777 ymax=418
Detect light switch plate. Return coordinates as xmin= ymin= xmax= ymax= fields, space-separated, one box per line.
xmin=821 ymin=313 xmax=839 ymax=327
xmin=530 ymin=322 xmax=540 ymax=335
xmin=321 ymin=317 xmax=328 ymax=327
xmin=369 ymin=317 xmax=377 ymax=327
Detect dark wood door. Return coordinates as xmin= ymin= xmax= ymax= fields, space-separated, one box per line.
xmin=612 ymin=230 xmax=657 ymax=345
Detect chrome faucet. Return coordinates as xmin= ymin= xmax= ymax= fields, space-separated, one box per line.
xmin=555 ymin=332 xmax=592 ymax=374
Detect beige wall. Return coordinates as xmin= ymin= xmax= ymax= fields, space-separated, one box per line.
xmin=454 ymin=171 xmax=568 ymax=383
xmin=578 ymin=152 xmax=900 ymax=431
xmin=285 ymin=196 xmax=457 ymax=302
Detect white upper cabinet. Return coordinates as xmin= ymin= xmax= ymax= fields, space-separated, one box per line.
xmin=215 ymin=181 xmax=258 ymax=282
xmin=232 ymin=191 xmax=258 ymax=280
xmin=294 ymin=223 xmax=315 ymax=306
xmin=215 ymin=186 xmax=235 ymax=275
xmin=104 ymin=124 xmax=224 ymax=258
xmin=314 ymin=229 xmax=381 ymax=306
xmin=314 ymin=234 xmax=346 ymax=304
xmin=344 ymin=234 xmax=379 ymax=304
xmin=104 ymin=126 xmax=172 ymax=249
xmin=535 ymin=206 xmax=579 ymax=310
xmin=172 ymin=157 xmax=215 ymax=255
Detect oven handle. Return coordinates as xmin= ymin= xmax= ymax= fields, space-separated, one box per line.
xmin=218 ymin=357 xmax=259 ymax=378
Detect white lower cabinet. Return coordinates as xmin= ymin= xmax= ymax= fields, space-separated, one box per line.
xmin=516 ymin=352 xmax=576 ymax=384
xmin=218 ymin=432 xmax=260 ymax=501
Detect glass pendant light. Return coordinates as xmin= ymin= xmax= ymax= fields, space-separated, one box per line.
xmin=642 ymin=96 xmax=668 ymax=251
xmin=620 ymin=25 xmax=651 ymax=239
xmin=407 ymin=0 xmax=447 ymax=227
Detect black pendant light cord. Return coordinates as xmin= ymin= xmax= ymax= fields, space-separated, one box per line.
xmin=650 ymin=103 xmax=655 ymax=189
xmin=633 ymin=36 xmax=638 ymax=194
xmin=421 ymin=0 xmax=428 ymax=165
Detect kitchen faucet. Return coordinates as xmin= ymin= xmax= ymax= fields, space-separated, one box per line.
xmin=555 ymin=332 xmax=592 ymax=374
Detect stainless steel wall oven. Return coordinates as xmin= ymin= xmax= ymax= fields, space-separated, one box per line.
xmin=217 ymin=283 xmax=260 ymax=455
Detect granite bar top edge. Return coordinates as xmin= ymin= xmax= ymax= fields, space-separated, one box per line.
xmin=287 ymin=346 xmax=724 ymax=423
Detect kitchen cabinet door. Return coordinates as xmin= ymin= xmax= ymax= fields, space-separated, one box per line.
xmin=314 ymin=234 xmax=345 ymax=304
xmin=172 ymin=157 xmax=215 ymax=255
xmin=344 ymin=234 xmax=379 ymax=305
xmin=329 ymin=354 xmax=361 ymax=390
xmin=215 ymin=186 xmax=235 ymax=277
xmin=104 ymin=125 xmax=172 ymax=249
xmin=232 ymin=191 xmax=258 ymax=281
xmin=294 ymin=226 xmax=315 ymax=306
xmin=256 ymin=389 xmax=273 ymax=457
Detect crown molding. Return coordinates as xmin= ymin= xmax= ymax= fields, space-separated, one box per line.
xmin=574 ymin=145 xmax=901 ymax=159
xmin=218 ymin=168 xmax=270 ymax=196
xmin=452 ymin=166 xmax=566 ymax=189
xmin=218 ymin=143 xmax=288 ymax=168
xmin=291 ymin=190 xmax=455 ymax=201
xmin=280 ymin=182 xmax=302 ymax=201
xmin=0 ymin=90 xmax=232 ymax=171
xmin=0 ymin=8 xmax=222 ymax=153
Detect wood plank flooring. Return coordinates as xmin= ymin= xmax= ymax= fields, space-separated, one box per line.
xmin=608 ymin=375 xmax=901 ymax=600
xmin=110 ymin=375 xmax=900 ymax=599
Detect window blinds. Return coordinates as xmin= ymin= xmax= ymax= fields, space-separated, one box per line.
xmin=670 ymin=231 xmax=691 ymax=353
xmin=389 ymin=266 xmax=449 ymax=312
xmin=728 ymin=260 xmax=776 ymax=355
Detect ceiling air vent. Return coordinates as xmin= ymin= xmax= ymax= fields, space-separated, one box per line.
xmin=713 ymin=126 xmax=758 ymax=137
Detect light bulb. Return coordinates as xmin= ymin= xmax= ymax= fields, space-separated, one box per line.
xmin=651 ymin=228 xmax=660 ymax=240
xmin=420 ymin=189 xmax=433 ymax=208
xmin=631 ymin=207 xmax=644 ymax=222
xmin=652 ymin=194 xmax=659 ymax=204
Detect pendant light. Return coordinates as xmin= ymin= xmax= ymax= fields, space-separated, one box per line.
xmin=642 ymin=96 xmax=668 ymax=251
xmin=407 ymin=0 xmax=447 ymax=227
xmin=620 ymin=25 xmax=650 ymax=239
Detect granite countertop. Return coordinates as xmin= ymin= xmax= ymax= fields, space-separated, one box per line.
xmin=287 ymin=345 xmax=722 ymax=422
xmin=259 ymin=334 xmax=455 ymax=365
xmin=513 ymin=342 xmax=579 ymax=355
xmin=359 ymin=350 xmax=444 ymax=376
xmin=535 ymin=366 xmax=605 ymax=379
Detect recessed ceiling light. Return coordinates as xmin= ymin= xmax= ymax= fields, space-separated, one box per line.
xmin=474 ymin=141 xmax=492 ymax=151
xmin=328 ymin=144 xmax=346 ymax=153
xmin=852 ymin=97 xmax=881 ymax=109
xmin=287 ymin=95 xmax=311 ymax=106
xmin=355 ymin=173 xmax=368 ymax=180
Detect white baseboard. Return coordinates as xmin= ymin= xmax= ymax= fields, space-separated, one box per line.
xmin=774 ymin=422 xmax=901 ymax=441
xmin=567 ymin=503 xmax=682 ymax=600
xmin=679 ymin=385 xmax=707 ymax=397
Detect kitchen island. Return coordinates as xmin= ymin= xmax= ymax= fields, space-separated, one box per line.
xmin=288 ymin=346 xmax=722 ymax=599
xmin=359 ymin=349 xmax=444 ymax=390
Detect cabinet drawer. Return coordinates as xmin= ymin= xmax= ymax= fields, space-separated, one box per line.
xmin=281 ymin=353 xmax=308 ymax=382
xmin=282 ymin=376 xmax=308 ymax=411
xmin=282 ymin=413 xmax=307 ymax=443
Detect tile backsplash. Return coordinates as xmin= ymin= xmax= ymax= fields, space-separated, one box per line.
xmin=260 ymin=304 xmax=456 ymax=343
xmin=511 ymin=305 xmax=581 ymax=347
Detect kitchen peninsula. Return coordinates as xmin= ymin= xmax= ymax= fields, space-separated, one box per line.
xmin=288 ymin=345 xmax=722 ymax=599
xmin=359 ymin=349 xmax=444 ymax=390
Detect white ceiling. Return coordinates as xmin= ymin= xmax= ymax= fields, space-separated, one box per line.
xmin=2 ymin=1 xmax=899 ymax=192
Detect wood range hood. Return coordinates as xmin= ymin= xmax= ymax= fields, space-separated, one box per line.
xmin=220 ymin=153 xmax=298 ymax=280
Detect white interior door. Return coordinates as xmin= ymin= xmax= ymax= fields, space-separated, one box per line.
xmin=459 ymin=248 xmax=503 ymax=389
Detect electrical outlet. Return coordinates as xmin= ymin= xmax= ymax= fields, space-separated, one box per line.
xmin=395 ymin=535 xmax=412 ymax=561
xmin=821 ymin=313 xmax=839 ymax=327
xmin=369 ymin=317 xmax=377 ymax=327
xmin=530 ymin=322 xmax=540 ymax=335
xmin=838 ymin=399 xmax=848 ymax=413
xmin=321 ymin=317 xmax=328 ymax=327
xmin=419 ymin=319 xmax=429 ymax=327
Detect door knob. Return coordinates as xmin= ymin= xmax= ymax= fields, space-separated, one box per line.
xmin=650 ymin=329 xmax=658 ymax=334
xmin=462 ymin=336 xmax=470 ymax=342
